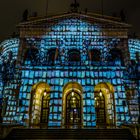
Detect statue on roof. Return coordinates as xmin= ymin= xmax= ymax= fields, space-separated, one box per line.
xmin=70 ymin=0 xmax=80 ymax=12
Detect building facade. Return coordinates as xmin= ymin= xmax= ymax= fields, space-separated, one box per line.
xmin=0 ymin=13 xmax=140 ymax=128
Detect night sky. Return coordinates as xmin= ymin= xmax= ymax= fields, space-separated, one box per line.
xmin=0 ymin=0 xmax=140 ymax=42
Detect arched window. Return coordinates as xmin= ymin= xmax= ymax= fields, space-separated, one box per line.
xmin=29 ymin=82 xmax=50 ymax=127
xmin=47 ymin=48 xmax=58 ymax=65
xmin=95 ymin=93 xmax=106 ymax=127
xmin=66 ymin=91 xmax=81 ymax=127
xmin=24 ymin=47 xmax=39 ymax=65
xmin=94 ymin=82 xmax=115 ymax=128
xmin=89 ymin=49 xmax=101 ymax=62
xmin=108 ymin=48 xmax=124 ymax=65
xmin=68 ymin=49 xmax=81 ymax=62
xmin=40 ymin=92 xmax=50 ymax=123
xmin=63 ymin=82 xmax=83 ymax=128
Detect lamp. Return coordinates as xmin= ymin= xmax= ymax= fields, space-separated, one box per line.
xmin=99 ymin=89 xmax=102 ymax=96
xmin=99 ymin=83 xmax=102 ymax=96
xmin=44 ymin=89 xmax=47 ymax=96
xmin=71 ymin=85 xmax=75 ymax=96
xmin=72 ymin=91 xmax=74 ymax=96
xmin=71 ymin=82 xmax=75 ymax=97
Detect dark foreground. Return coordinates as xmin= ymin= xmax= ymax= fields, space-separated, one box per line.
xmin=3 ymin=128 xmax=136 ymax=140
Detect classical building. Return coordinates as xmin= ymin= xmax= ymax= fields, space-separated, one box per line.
xmin=0 ymin=12 xmax=140 ymax=128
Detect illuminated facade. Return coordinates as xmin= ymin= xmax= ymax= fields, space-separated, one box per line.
xmin=0 ymin=13 xmax=140 ymax=128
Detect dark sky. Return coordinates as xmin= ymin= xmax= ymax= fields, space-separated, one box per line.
xmin=0 ymin=0 xmax=140 ymax=42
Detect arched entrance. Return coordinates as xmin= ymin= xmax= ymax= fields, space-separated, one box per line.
xmin=40 ymin=93 xmax=50 ymax=123
xmin=95 ymin=92 xmax=106 ymax=128
xmin=63 ymin=82 xmax=83 ymax=128
xmin=29 ymin=82 xmax=50 ymax=128
xmin=94 ymin=82 xmax=115 ymax=128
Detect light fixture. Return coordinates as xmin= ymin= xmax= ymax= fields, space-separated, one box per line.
xmin=44 ymin=90 xmax=47 ymax=96
xmin=71 ymin=82 xmax=74 ymax=96
xmin=99 ymin=89 xmax=102 ymax=96
xmin=72 ymin=91 xmax=74 ymax=96
xmin=99 ymin=83 xmax=103 ymax=96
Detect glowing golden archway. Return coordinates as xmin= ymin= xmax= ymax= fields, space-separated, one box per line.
xmin=29 ymin=82 xmax=50 ymax=127
xmin=94 ymin=82 xmax=116 ymax=128
xmin=62 ymin=82 xmax=83 ymax=128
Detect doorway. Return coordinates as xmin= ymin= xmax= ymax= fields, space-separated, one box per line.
xmin=95 ymin=93 xmax=106 ymax=128
xmin=40 ymin=93 xmax=50 ymax=124
xmin=29 ymin=82 xmax=50 ymax=128
xmin=65 ymin=91 xmax=81 ymax=128
xmin=94 ymin=82 xmax=115 ymax=128
xmin=63 ymin=82 xmax=83 ymax=128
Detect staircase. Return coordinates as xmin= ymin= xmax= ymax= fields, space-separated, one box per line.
xmin=4 ymin=128 xmax=136 ymax=140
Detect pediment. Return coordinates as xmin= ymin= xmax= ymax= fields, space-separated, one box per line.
xmin=18 ymin=12 xmax=131 ymax=29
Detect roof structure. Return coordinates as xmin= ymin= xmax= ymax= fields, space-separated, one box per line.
xmin=18 ymin=12 xmax=131 ymax=28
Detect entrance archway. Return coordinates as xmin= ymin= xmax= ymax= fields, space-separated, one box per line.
xmin=29 ymin=82 xmax=50 ymax=127
xmin=94 ymin=82 xmax=115 ymax=128
xmin=62 ymin=82 xmax=83 ymax=128
xmin=40 ymin=93 xmax=50 ymax=123
xmin=95 ymin=92 xmax=106 ymax=127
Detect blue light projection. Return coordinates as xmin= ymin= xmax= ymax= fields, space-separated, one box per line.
xmin=0 ymin=38 xmax=20 ymax=85
xmin=0 ymin=39 xmax=20 ymax=121
xmin=23 ymin=18 xmax=121 ymax=66
xmin=0 ymin=38 xmax=19 ymax=62
xmin=128 ymin=39 xmax=140 ymax=61
xmin=0 ymin=18 xmax=139 ymax=127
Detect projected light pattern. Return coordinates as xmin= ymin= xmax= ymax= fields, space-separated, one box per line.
xmin=15 ymin=67 xmax=132 ymax=127
xmin=23 ymin=19 xmax=122 ymax=66
xmin=0 ymin=18 xmax=139 ymax=127
xmin=128 ymin=39 xmax=140 ymax=61
xmin=0 ymin=38 xmax=20 ymax=85
xmin=0 ymin=38 xmax=19 ymax=62
xmin=0 ymin=39 xmax=20 ymax=121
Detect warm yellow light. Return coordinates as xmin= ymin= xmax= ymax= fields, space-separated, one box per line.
xmin=72 ymin=92 xmax=74 ymax=96
xmin=99 ymin=90 xmax=102 ymax=96
xmin=44 ymin=91 xmax=47 ymax=96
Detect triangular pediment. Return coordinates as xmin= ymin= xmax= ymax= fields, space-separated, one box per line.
xmin=18 ymin=12 xmax=131 ymax=28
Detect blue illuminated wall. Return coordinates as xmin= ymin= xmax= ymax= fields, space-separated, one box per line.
xmin=0 ymin=38 xmax=19 ymax=61
xmin=20 ymin=18 xmax=123 ymax=66
xmin=128 ymin=39 xmax=140 ymax=123
xmin=128 ymin=39 xmax=140 ymax=61
xmin=0 ymin=38 xmax=20 ymax=123
xmin=0 ymin=17 xmax=139 ymax=127
xmin=17 ymin=66 xmax=130 ymax=127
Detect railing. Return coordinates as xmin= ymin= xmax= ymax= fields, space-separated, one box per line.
xmin=121 ymin=124 xmax=140 ymax=140
xmin=0 ymin=123 xmax=23 ymax=139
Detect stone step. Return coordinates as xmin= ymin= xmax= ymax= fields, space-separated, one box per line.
xmin=4 ymin=128 xmax=136 ymax=140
